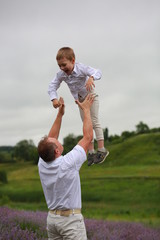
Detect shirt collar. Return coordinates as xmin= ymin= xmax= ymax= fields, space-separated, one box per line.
xmin=39 ymin=156 xmax=62 ymax=168
xmin=72 ymin=62 xmax=78 ymax=75
xmin=59 ymin=62 xmax=78 ymax=77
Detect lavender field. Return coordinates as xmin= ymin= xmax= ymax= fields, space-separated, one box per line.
xmin=0 ymin=207 xmax=160 ymax=240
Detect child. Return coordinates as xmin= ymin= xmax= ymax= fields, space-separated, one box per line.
xmin=48 ymin=47 xmax=109 ymax=166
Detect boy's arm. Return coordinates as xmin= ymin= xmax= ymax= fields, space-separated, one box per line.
xmin=48 ymin=97 xmax=65 ymax=139
xmin=48 ymin=74 xmax=62 ymax=104
xmin=85 ymin=76 xmax=95 ymax=92
xmin=84 ymin=64 xmax=102 ymax=81
xmin=52 ymin=99 xmax=61 ymax=108
xmin=82 ymin=64 xmax=102 ymax=92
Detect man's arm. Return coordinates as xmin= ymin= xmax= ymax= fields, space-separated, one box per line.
xmin=48 ymin=97 xmax=65 ymax=139
xmin=76 ymin=94 xmax=94 ymax=153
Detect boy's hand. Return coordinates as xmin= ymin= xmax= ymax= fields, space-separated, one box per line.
xmin=52 ymin=99 xmax=61 ymax=108
xmin=85 ymin=76 xmax=95 ymax=92
xmin=58 ymin=97 xmax=65 ymax=116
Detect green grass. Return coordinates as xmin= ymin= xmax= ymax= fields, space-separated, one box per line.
xmin=0 ymin=132 xmax=160 ymax=227
xmin=104 ymin=132 xmax=160 ymax=166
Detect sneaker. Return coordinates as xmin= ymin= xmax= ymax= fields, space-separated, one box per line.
xmin=94 ymin=150 xmax=109 ymax=164
xmin=87 ymin=153 xmax=97 ymax=166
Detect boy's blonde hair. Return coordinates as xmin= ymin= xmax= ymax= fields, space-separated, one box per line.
xmin=56 ymin=47 xmax=75 ymax=61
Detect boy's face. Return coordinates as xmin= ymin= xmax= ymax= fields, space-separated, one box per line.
xmin=57 ymin=57 xmax=75 ymax=75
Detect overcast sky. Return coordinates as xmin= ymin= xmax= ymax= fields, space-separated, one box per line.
xmin=0 ymin=0 xmax=160 ymax=146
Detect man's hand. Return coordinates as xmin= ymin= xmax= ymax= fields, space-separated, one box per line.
xmin=85 ymin=76 xmax=95 ymax=92
xmin=58 ymin=97 xmax=65 ymax=116
xmin=75 ymin=94 xmax=95 ymax=111
xmin=52 ymin=99 xmax=61 ymax=108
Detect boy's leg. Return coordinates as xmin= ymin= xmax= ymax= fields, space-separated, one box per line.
xmin=97 ymin=139 xmax=104 ymax=149
xmin=90 ymin=94 xmax=103 ymax=141
xmin=90 ymin=95 xmax=109 ymax=164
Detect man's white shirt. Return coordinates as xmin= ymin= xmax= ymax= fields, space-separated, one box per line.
xmin=38 ymin=145 xmax=86 ymax=210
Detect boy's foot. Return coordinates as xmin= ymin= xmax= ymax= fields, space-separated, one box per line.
xmin=87 ymin=153 xmax=97 ymax=166
xmin=94 ymin=150 xmax=109 ymax=164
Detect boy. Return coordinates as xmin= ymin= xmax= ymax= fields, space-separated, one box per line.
xmin=48 ymin=47 xmax=109 ymax=166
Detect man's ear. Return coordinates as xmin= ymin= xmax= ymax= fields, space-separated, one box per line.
xmin=54 ymin=148 xmax=59 ymax=155
xmin=54 ymin=148 xmax=59 ymax=154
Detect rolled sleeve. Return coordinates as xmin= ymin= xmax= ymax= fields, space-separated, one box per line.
xmin=92 ymin=69 xmax=102 ymax=80
xmin=85 ymin=65 xmax=102 ymax=80
xmin=48 ymin=74 xmax=62 ymax=100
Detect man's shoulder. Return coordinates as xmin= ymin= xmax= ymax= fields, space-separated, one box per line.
xmin=74 ymin=144 xmax=86 ymax=153
xmin=64 ymin=145 xmax=85 ymax=158
xmin=63 ymin=145 xmax=86 ymax=168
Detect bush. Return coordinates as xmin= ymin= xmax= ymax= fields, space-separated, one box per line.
xmin=0 ymin=171 xmax=8 ymax=183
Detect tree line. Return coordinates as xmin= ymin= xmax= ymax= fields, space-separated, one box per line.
xmin=0 ymin=121 xmax=159 ymax=164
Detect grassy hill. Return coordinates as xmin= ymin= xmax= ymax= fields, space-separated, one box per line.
xmin=0 ymin=132 xmax=160 ymax=226
xmin=103 ymin=132 xmax=160 ymax=166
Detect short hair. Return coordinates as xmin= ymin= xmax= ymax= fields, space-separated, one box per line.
xmin=37 ymin=136 xmax=57 ymax=162
xmin=56 ymin=47 xmax=75 ymax=61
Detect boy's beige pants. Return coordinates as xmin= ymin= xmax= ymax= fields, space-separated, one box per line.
xmin=78 ymin=92 xmax=104 ymax=142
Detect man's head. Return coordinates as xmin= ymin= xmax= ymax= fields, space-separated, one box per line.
xmin=38 ymin=136 xmax=63 ymax=162
xmin=56 ymin=47 xmax=75 ymax=75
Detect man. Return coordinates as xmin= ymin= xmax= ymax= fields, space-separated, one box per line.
xmin=38 ymin=94 xmax=94 ymax=240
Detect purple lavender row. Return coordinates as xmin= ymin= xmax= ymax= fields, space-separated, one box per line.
xmin=0 ymin=207 xmax=160 ymax=240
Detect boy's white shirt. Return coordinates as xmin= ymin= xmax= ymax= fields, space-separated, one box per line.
xmin=48 ymin=62 xmax=102 ymax=100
